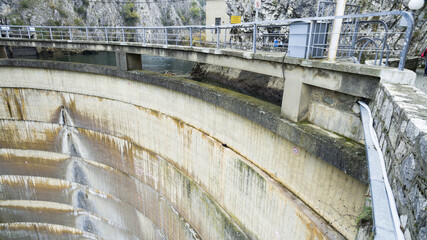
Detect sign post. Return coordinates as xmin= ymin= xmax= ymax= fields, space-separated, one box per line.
xmin=254 ymin=0 xmax=261 ymax=22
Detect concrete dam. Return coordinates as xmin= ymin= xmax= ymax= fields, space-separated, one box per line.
xmin=0 ymin=59 xmax=370 ymax=240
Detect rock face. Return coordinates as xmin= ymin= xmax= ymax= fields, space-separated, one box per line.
xmin=0 ymin=0 xmax=205 ymax=27
xmin=225 ymin=0 xmax=426 ymax=56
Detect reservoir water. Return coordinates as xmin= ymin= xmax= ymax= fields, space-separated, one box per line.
xmin=37 ymin=51 xmax=195 ymax=76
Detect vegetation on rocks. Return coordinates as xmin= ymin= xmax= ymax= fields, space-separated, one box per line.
xmin=121 ymin=3 xmax=140 ymax=26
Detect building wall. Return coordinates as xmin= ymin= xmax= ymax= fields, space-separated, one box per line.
xmin=206 ymin=0 xmax=230 ymax=42
xmin=371 ymin=83 xmax=427 ymax=240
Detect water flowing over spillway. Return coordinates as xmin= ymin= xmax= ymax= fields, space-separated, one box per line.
xmin=0 ymin=60 xmax=367 ymax=240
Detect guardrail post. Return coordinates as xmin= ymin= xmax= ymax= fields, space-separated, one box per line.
xmin=252 ymin=24 xmax=257 ymax=53
xmin=199 ymin=28 xmax=202 ymax=46
xmin=189 ymin=27 xmax=192 ymax=47
xmin=49 ymin=27 xmax=53 ymax=40
xmin=143 ymin=28 xmax=146 ymax=45
xmin=27 ymin=27 xmax=31 ymax=39
xmin=122 ymin=27 xmax=125 ymax=42
xmin=86 ymin=27 xmax=89 ymax=41
xmin=224 ymin=28 xmax=227 ymax=48
xmin=306 ymin=21 xmax=314 ymax=59
xmin=165 ymin=28 xmax=168 ymax=45
xmin=216 ymin=27 xmax=219 ymax=49
xmin=105 ymin=27 xmax=108 ymax=42
xmin=6 ymin=28 xmax=9 ymax=38
xmin=19 ymin=28 xmax=22 ymax=38
xmin=69 ymin=27 xmax=73 ymax=41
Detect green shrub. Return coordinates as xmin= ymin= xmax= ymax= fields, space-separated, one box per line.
xmin=356 ymin=206 xmax=373 ymax=227
xmin=76 ymin=6 xmax=87 ymax=16
xmin=46 ymin=19 xmax=62 ymax=26
xmin=11 ymin=18 xmax=24 ymax=25
xmin=20 ymin=0 xmax=32 ymax=9
xmin=121 ymin=3 xmax=140 ymax=26
xmin=57 ymin=8 xmax=68 ymax=18
xmin=190 ymin=6 xmax=200 ymax=19
xmin=74 ymin=18 xmax=83 ymax=26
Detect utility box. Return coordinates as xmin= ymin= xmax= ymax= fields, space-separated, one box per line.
xmin=288 ymin=22 xmax=310 ymax=58
xmin=288 ymin=21 xmax=329 ymax=59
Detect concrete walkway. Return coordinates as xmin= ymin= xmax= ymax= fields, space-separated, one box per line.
xmin=415 ymin=68 xmax=427 ymax=94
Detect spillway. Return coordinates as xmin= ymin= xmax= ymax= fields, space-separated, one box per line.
xmin=0 ymin=59 xmax=367 ymax=240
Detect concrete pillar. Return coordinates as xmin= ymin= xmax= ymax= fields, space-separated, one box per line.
xmin=280 ymin=67 xmax=312 ymax=122
xmin=0 ymin=46 xmax=8 ymax=58
xmin=116 ymin=51 xmax=142 ymax=71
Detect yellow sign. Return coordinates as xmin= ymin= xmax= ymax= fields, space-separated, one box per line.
xmin=230 ymin=16 xmax=241 ymax=24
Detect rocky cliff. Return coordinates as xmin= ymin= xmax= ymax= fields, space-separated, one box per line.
xmin=0 ymin=0 xmax=205 ymax=27
xmin=225 ymin=0 xmax=426 ymax=56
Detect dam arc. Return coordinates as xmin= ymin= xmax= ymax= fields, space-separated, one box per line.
xmin=0 ymin=60 xmax=368 ymax=239
xmin=0 ymin=92 xmax=341 ymax=240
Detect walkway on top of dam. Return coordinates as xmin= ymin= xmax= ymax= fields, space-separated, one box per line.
xmin=0 ymin=10 xmax=415 ymax=71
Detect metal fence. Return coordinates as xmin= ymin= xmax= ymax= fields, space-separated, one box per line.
xmin=0 ymin=11 xmax=414 ymax=70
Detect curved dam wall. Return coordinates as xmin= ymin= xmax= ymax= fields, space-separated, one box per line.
xmin=0 ymin=60 xmax=367 ymax=239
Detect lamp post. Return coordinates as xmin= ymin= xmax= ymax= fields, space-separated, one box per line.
xmin=408 ymin=0 xmax=425 ymax=10
xmin=327 ymin=0 xmax=347 ymax=62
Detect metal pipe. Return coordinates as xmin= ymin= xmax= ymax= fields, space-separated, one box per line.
xmin=398 ymin=12 xmax=414 ymax=71
xmin=358 ymin=101 xmax=405 ymax=240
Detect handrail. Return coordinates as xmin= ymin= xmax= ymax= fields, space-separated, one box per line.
xmin=358 ymin=101 xmax=404 ymax=240
xmin=0 ymin=11 xmax=414 ymax=70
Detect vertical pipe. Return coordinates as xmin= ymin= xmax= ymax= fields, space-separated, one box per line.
xmin=349 ymin=18 xmax=359 ymax=58
xmin=327 ymin=0 xmax=347 ymax=61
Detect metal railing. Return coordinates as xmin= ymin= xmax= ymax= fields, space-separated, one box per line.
xmin=0 ymin=11 xmax=414 ymax=70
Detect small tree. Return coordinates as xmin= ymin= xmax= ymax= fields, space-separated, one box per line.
xmin=121 ymin=3 xmax=140 ymax=26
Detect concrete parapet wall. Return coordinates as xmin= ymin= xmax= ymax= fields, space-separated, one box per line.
xmin=0 ymin=60 xmax=368 ymax=239
xmin=370 ymin=83 xmax=427 ymax=240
